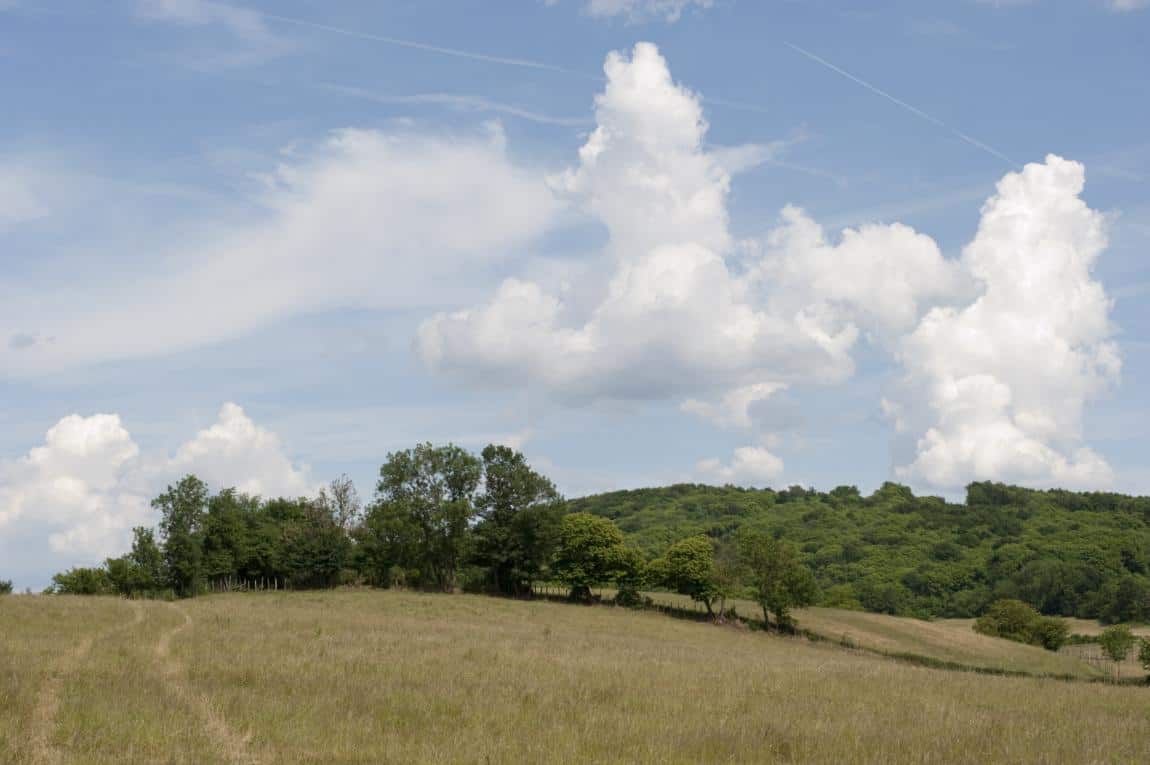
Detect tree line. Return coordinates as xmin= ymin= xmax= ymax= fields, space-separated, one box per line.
xmin=44 ymin=443 xmax=817 ymax=629
xmin=569 ymin=481 xmax=1150 ymax=623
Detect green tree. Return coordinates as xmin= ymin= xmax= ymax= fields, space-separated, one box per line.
xmin=975 ymin=599 xmax=1043 ymax=643
xmin=739 ymin=532 xmax=817 ymax=630
xmin=471 ymin=445 xmax=563 ymax=596
xmin=282 ymin=496 xmax=353 ymax=589
xmin=552 ymin=512 xmax=631 ymax=601
xmin=0 ymin=580 xmax=12 ymax=595
xmin=154 ymin=475 xmax=210 ymax=597
xmin=374 ymin=443 xmax=482 ymax=591
xmin=1138 ymin=638 xmax=1150 ymax=682
xmin=1099 ymin=625 xmax=1135 ymax=681
xmin=660 ymin=536 xmax=724 ymax=618
xmin=50 ymin=567 xmax=113 ymax=595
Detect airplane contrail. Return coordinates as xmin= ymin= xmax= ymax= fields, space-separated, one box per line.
xmin=255 ymin=7 xmax=1014 ymax=166
xmin=783 ymin=42 xmax=1019 ymax=168
xmin=260 ymin=11 xmax=597 ymax=79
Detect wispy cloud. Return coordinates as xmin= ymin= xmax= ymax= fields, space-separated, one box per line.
xmin=136 ymin=0 xmax=293 ymax=67
xmin=323 ymin=84 xmax=592 ymax=128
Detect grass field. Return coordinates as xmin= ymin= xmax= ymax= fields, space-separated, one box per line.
xmin=619 ymin=589 xmax=1108 ymax=679
xmin=3 ymin=591 xmax=1150 ymax=764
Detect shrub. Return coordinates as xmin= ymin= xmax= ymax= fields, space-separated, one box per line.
xmin=974 ymin=599 xmax=1068 ymax=651
xmin=0 ymin=580 xmax=13 ymax=595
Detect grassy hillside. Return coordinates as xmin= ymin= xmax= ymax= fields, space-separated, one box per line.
xmin=625 ymin=589 xmax=1105 ymax=678
xmin=4 ymin=591 xmax=1150 ymax=764
xmin=568 ymin=481 xmax=1150 ymax=621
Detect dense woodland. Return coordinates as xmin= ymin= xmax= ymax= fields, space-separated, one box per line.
xmin=38 ymin=443 xmax=1150 ymax=629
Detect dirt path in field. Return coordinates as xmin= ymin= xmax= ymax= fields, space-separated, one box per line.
xmin=155 ymin=602 xmax=263 ymax=765
xmin=27 ymin=599 xmax=145 ymax=765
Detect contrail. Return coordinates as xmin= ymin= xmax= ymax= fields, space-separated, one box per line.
xmin=260 ymin=11 xmax=597 ymax=79
xmin=784 ymin=42 xmax=1019 ymax=168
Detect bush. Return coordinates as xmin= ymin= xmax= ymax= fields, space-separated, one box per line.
xmin=974 ymin=599 xmax=1068 ymax=651
xmin=0 ymin=580 xmax=12 ymax=595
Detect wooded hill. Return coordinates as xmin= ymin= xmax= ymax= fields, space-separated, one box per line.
xmin=568 ymin=481 xmax=1150 ymax=622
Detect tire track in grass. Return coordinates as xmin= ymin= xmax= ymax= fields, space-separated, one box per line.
xmin=28 ymin=599 xmax=145 ymax=765
xmin=155 ymin=602 xmax=263 ymax=765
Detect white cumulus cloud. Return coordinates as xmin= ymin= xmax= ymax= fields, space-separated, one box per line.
xmin=0 ymin=403 xmax=315 ymax=563
xmin=697 ymin=445 xmax=784 ymax=486
xmin=418 ymin=43 xmax=963 ymax=405
xmin=890 ymin=155 xmax=1120 ymax=489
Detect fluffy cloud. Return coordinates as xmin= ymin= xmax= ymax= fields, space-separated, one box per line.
xmin=418 ymin=44 xmax=1121 ymax=492
xmin=890 ymin=155 xmax=1119 ymax=489
xmin=169 ymin=403 xmax=316 ymax=498
xmin=1 ymin=126 xmax=555 ymax=377
xmin=697 ymin=446 xmax=784 ymax=486
xmin=583 ymin=0 xmax=714 ymax=22
xmin=0 ymin=404 xmax=314 ymax=563
xmin=681 ymin=383 xmax=785 ymax=430
xmin=419 ymin=44 xmax=961 ymax=405
xmin=0 ymin=414 xmax=148 ymax=557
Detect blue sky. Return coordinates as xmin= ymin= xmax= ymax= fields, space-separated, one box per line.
xmin=1 ymin=0 xmax=1148 ymax=589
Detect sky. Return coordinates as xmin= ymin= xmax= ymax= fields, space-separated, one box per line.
xmin=1 ymin=0 xmax=1148 ymax=590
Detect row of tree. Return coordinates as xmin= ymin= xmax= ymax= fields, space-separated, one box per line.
xmin=568 ymin=482 xmax=1150 ymax=622
xmin=46 ymin=443 xmax=819 ymax=629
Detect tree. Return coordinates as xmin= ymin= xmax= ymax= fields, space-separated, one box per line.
xmin=373 ymin=443 xmax=482 ymax=591
xmin=552 ymin=513 xmax=631 ymax=601
xmin=739 ymin=532 xmax=817 ymax=630
xmin=282 ymin=497 xmax=352 ymax=589
xmin=659 ymin=536 xmax=724 ymax=618
xmin=154 ymin=475 xmax=210 ymax=597
xmin=1138 ymin=638 xmax=1150 ymax=682
xmin=471 ymin=445 xmax=563 ymax=596
xmin=1099 ymin=625 xmax=1135 ymax=681
xmin=972 ymin=599 xmax=1068 ymax=651
xmin=50 ymin=567 xmax=113 ymax=595
xmin=0 ymin=580 xmax=12 ymax=595
xmin=316 ymin=475 xmax=363 ymax=531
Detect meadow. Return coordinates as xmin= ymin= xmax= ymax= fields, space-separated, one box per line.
xmin=3 ymin=590 xmax=1149 ymax=764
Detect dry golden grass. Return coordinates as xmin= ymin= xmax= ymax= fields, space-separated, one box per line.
xmin=4 ymin=590 xmax=1150 ymax=764
xmin=621 ymin=590 xmax=1105 ymax=678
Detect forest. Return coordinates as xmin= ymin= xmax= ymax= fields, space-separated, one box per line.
xmin=41 ymin=443 xmax=1150 ymax=627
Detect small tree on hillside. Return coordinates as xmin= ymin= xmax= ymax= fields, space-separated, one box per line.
xmin=659 ymin=536 xmax=723 ymax=619
xmin=1137 ymin=638 xmax=1150 ymax=683
xmin=1099 ymin=625 xmax=1136 ymax=681
xmin=551 ymin=513 xmax=631 ymax=602
xmin=739 ymin=532 xmax=817 ymax=631
xmin=0 ymin=580 xmax=12 ymax=595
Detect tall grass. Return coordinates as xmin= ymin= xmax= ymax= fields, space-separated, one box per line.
xmin=3 ymin=590 xmax=1150 ymax=763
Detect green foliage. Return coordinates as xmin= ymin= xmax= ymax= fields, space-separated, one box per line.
xmin=51 ymin=567 xmax=113 ymax=595
xmin=659 ymin=535 xmax=724 ymax=616
xmin=552 ymin=512 xmax=633 ymax=601
xmin=155 ymin=475 xmax=210 ymax=597
xmin=0 ymin=580 xmax=12 ymax=595
xmin=738 ymin=532 xmax=817 ymax=630
xmin=1138 ymin=638 xmax=1150 ymax=676
xmin=371 ymin=443 xmax=482 ymax=592
xmin=973 ymin=599 xmax=1068 ymax=651
xmin=471 ymin=445 xmax=563 ymax=596
xmin=1098 ymin=625 xmax=1136 ymax=665
xmin=568 ymin=481 xmax=1150 ymax=620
